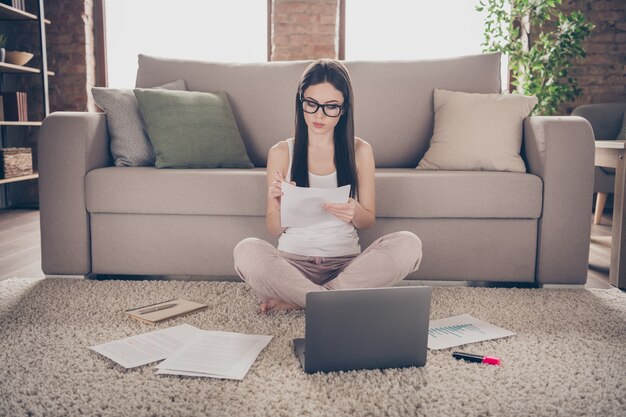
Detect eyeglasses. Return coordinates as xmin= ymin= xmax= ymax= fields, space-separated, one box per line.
xmin=300 ymin=97 xmax=344 ymax=117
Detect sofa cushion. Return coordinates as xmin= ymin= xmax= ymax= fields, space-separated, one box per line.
xmin=135 ymin=53 xmax=502 ymax=168
xmin=85 ymin=168 xmax=542 ymax=219
xmin=417 ymin=89 xmax=537 ymax=172
xmin=376 ymin=170 xmax=542 ymax=218
xmin=91 ymin=79 xmax=186 ymax=167
xmin=133 ymin=89 xmax=254 ymax=169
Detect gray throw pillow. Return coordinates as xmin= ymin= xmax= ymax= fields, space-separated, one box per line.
xmin=91 ymin=79 xmax=186 ymax=166
xmin=133 ymin=89 xmax=253 ymax=169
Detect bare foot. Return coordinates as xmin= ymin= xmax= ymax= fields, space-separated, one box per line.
xmin=259 ymin=298 xmax=301 ymax=314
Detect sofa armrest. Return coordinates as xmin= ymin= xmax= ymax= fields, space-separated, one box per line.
xmin=523 ymin=116 xmax=595 ymax=285
xmin=38 ymin=112 xmax=112 ymax=275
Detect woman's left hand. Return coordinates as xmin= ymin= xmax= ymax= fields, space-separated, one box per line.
xmin=323 ymin=198 xmax=357 ymax=223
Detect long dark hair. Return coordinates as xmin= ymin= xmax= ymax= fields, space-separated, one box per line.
xmin=292 ymin=59 xmax=358 ymax=199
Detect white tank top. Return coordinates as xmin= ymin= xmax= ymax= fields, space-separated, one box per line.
xmin=277 ymin=138 xmax=361 ymax=257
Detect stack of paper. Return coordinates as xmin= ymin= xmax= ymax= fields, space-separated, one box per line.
xmin=280 ymin=182 xmax=351 ymax=227
xmin=90 ymin=324 xmax=272 ymax=380
xmin=156 ymin=331 xmax=273 ymax=379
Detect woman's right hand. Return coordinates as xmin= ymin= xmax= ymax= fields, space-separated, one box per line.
xmin=269 ymin=170 xmax=295 ymax=210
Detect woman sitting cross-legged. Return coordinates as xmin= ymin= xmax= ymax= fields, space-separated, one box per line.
xmin=233 ymin=59 xmax=423 ymax=314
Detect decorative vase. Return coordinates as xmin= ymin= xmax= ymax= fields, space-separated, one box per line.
xmin=0 ymin=48 xmax=5 ymax=63
xmin=5 ymin=51 xmax=33 ymax=66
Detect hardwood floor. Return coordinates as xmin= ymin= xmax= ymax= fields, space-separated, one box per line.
xmin=588 ymin=212 xmax=613 ymax=288
xmin=0 ymin=208 xmax=616 ymax=289
xmin=0 ymin=209 xmax=45 ymax=281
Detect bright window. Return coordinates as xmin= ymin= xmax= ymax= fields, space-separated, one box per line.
xmin=104 ymin=0 xmax=267 ymax=88
xmin=345 ymin=0 xmax=508 ymax=90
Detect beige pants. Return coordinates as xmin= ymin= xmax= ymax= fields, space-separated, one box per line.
xmin=233 ymin=231 xmax=423 ymax=307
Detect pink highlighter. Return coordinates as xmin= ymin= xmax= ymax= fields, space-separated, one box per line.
xmin=453 ymin=351 xmax=501 ymax=366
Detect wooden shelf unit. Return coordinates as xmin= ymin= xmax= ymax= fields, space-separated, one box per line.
xmin=0 ymin=0 xmax=50 ymax=197
xmin=0 ymin=121 xmax=41 ymax=126
xmin=0 ymin=61 xmax=54 ymax=75
xmin=0 ymin=3 xmax=50 ymax=23
xmin=0 ymin=172 xmax=38 ymax=185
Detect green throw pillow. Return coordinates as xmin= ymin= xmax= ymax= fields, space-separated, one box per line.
xmin=133 ymin=89 xmax=253 ymax=168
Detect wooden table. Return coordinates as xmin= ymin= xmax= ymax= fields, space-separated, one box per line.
xmin=594 ymin=140 xmax=626 ymax=289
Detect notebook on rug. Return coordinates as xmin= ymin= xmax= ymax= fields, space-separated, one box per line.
xmin=126 ymin=298 xmax=208 ymax=324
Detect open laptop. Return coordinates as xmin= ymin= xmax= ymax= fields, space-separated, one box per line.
xmin=293 ymin=286 xmax=432 ymax=374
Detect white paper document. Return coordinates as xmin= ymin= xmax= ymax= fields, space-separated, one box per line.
xmin=427 ymin=314 xmax=515 ymax=350
xmin=280 ymin=182 xmax=351 ymax=227
xmin=156 ymin=330 xmax=273 ymax=380
xmin=90 ymin=323 xmax=201 ymax=368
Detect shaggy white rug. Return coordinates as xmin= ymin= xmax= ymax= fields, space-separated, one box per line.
xmin=0 ymin=278 xmax=624 ymax=417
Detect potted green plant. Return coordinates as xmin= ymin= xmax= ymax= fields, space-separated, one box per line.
xmin=477 ymin=0 xmax=594 ymax=115
xmin=0 ymin=34 xmax=7 ymax=63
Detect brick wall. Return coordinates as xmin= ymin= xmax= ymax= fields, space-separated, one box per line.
xmin=271 ymin=0 xmax=339 ymax=61
xmin=45 ymin=0 xmax=97 ymax=112
xmin=16 ymin=0 xmax=97 ymax=114
xmin=558 ymin=0 xmax=626 ymax=114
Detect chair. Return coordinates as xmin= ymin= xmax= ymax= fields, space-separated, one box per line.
xmin=572 ymin=103 xmax=626 ymax=224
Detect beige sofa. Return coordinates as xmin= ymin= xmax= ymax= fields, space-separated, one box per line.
xmin=38 ymin=52 xmax=595 ymax=285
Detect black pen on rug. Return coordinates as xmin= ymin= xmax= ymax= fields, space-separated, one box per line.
xmin=453 ymin=351 xmax=501 ymax=366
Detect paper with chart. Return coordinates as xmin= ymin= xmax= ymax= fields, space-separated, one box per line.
xmin=427 ymin=314 xmax=515 ymax=350
xmin=280 ymin=182 xmax=351 ymax=227
xmin=155 ymin=330 xmax=273 ymax=380
xmin=90 ymin=323 xmax=202 ymax=368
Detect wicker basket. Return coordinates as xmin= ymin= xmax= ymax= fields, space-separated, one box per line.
xmin=0 ymin=147 xmax=33 ymax=179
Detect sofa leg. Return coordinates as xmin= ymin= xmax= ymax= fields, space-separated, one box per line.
xmin=44 ymin=274 xmax=87 ymax=279
xmin=594 ymin=192 xmax=608 ymax=225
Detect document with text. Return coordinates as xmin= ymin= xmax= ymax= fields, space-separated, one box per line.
xmin=280 ymin=182 xmax=351 ymax=228
xmin=155 ymin=330 xmax=273 ymax=380
xmin=427 ymin=314 xmax=515 ymax=350
xmin=90 ymin=323 xmax=202 ymax=368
